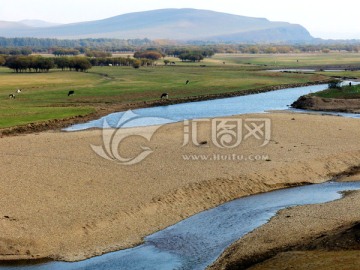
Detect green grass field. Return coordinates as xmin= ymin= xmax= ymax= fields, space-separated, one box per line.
xmin=1 ymin=53 xmax=355 ymax=129
xmin=213 ymin=53 xmax=360 ymax=68
xmin=313 ymin=84 xmax=360 ymax=99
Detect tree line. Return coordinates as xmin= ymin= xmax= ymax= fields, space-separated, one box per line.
xmin=1 ymin=55 xmax=158 ymax=73
xmin=0 ymin=37 xmax=153 ymax=51
xmin=4 ymin=56 xmax=92 ymax=73
xmin=133 ymin=50 xmax=164 ymax=60
xmin=132 ymin=48 xmax=214 ymax=62
xmin=1 ymin=42 xmax=360 ymax=60
xmin=0 ymin=47 xmax=32 ymax=55
xmin=1 ymin=37 xmax=360 ymax=55
xmin=88 ymin=56 xmax=154 ymax=67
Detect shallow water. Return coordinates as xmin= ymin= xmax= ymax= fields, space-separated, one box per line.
xmin=268 ymin=69 xmax=348 ymax=72
xmin=65 ymin=84 xmax=329 ymax=131
xmin=64 ymin=81 xmax=359 ymax=131
xmin=267 ymin=69 xmax=316 ymax=72
xmin=3 ymin=181 xmax=360 ymax=270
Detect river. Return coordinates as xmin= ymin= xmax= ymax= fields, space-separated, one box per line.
xmin=64 ymin=82 xmax=359 ymax=131
xmin=4 ymin=82 xmax=360 ymax=270
xmin=2 ymin=181 xmax=360 ymax=270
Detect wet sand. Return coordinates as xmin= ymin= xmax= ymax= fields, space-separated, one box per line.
xmin=249 ymin=250 xmax=360 ymax=270
xmin=209 ymin=190 xmax=360 ymax=270
xmin=0 ymin=112 xmax=360 ymax=262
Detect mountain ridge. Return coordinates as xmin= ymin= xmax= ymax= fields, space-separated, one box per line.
xmin=19 ymin=19 xmax=62 ymax=28
xmin=0 ymin=8 xmax=313 ymax=43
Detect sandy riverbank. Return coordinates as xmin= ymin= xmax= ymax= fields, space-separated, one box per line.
xmin=0 ymin=112 xmax=360 ymax=262
xmin=291 ymin=95 xmax=360 ymax=113
xmin=209 ymin=189 xmax=360 ymax=270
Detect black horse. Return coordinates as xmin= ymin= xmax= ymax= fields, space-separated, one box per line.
xmin=160 ymin=93 xmax=168 ymax=99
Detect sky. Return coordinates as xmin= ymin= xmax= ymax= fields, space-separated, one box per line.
xmin=0 ymin=0 xmax=359 ymax=39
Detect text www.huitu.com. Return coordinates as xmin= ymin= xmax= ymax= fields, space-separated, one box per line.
xmin=182 ymin=154 xmax=270 ymax=161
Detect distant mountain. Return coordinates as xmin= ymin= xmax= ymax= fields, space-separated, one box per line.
xmin=0 ymin=21 xmax=29 ymax=29
xmin=0 ymin=9 xmax=314 ymax=43
xmin=19 ymin=20 xmax=62 ymax=28
xmin=210 ymin=26 xmax=312 ymax=43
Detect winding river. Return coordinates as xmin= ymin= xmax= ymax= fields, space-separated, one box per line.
xmin=3 ymin=82 xmax=360 ymax=270
xmin=65 ymin=82 xmax=360 ymax=131
xmin=2 ymin=182 xmax=360 ymax=270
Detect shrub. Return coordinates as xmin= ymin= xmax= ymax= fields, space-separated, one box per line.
xmin=132 ymin=60 xmax=141 ymax=69
xmin=328 ymin=80 xmax=342 ymax=89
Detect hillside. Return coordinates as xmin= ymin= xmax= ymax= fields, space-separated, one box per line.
xmin=0 ymin=21 xmax=29 ymax=30
xmin=0 ymin=8 xmax=313 ymax=42
xmin=19 ymin=20 xmax=62 ymax=28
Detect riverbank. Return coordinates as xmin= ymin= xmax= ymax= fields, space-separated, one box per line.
xmin=0 ymin=112 xmax=359 ymax=263
xmin=0 ymin=80 xmax=328 ymax=137
xmin=209 ymin=187 xmax=360 ymax=270
xmin=291 ymin=95 xmax=360 ymax=113
xmin=291 ymin=82 xmax=360 ymax=113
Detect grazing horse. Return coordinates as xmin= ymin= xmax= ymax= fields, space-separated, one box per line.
xmin=160 ymin=93 xmax=168 ymax=99
xmin=9 ymin=94 xmax=15 ymax=99
xmin=68 ymin=90 xmax=75 ymax=96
